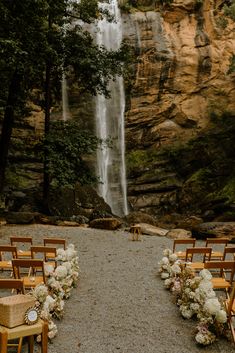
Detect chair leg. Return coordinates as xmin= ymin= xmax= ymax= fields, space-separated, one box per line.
xmin=0 ymin=332 xmax=8 ymax=353
xmin=17 ymin=337 xmax=23 ymax=353
xmin=41 ymin=321 xmax=48 ymax=353
xmin=28 ymin=335 xmax=34 ymax=353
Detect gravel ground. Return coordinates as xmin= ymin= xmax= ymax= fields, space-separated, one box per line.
xmin=0 ymin=224 xmax=233 ymax=353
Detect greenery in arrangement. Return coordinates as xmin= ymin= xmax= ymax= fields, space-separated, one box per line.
xmin=0 ymin=0 xmax=129 ymax=207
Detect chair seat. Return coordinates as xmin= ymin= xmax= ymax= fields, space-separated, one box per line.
xmin=0 ymin=261 xmax=12 ymax=269
xmin=211 ymin=278 xmax=231 ymax=289
xmin=211 ymin=251 xmax=223 ymax=259
xmin=23 ymin=277 xmax=44 ymax=288
xmin=0 ymin=320 xmax=43 ymax=340
xmin=17 ymin=251 xmax=31 ymax=258
xmin=187 ymin=262 xmax=205 ymax=270
xmin=0 ymin=319 xmax=48 ymax=353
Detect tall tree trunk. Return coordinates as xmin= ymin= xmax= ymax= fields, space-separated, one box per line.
xmin=0 ymin=70 xmax=21 ymax=193
xmin=43 ymin=62 xmax=51 ymax=211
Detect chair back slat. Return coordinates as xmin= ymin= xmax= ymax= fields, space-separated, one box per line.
xmin=12 ymin=259 xmax=46 ymax=284
xmin=0 ymin=279 xmax=25 ymax=294
xmin=222 ymin=247 xmax=235 ymax=260
xmin=31 ymin=246 xmax=57 ymax=262
xmin=43 ymin=238 xmax=66 ymax=249
xmin=204 ymin=260 xmax=235 ymax=284
xmin=185 ymin=247 xmax=212 ymax=262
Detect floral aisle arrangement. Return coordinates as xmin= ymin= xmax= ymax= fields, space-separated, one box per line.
xmin=30 ymin=243 xmax=80 ymax=341
xmin=158 ymin=249 xmax=228 ymax=346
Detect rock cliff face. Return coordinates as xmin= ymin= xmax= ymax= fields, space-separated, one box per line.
xmin=121 ymin=0 xmax=235 ymax=219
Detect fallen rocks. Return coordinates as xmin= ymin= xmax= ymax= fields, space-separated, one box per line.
xmin=89 ymin=218 xmax=122 ymax=230
xmin=166 ymin=228 xmax=192 ymax=239
xmin=138 ymin=223 xmax=169 ymax=237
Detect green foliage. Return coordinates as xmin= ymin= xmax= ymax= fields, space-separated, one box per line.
xmin=227 ymin=55 xmax=235 ymax=74
xmin=126 ymin=149 xmax=159 ymax=175
xmin=223 ymin=0 xmax=235 ymax=20
xmin=44 ymin=120 xmax=102 ymax=187
xmin=219 ymin=176 xmax=235 ymax=203
xmin=215 ymin=17 xmax=228 ymax=29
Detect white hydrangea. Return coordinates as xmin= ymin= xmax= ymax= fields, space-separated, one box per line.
xmin=161 ymin=272 xmax=170 ymax=279
xmin=163 ymin=248 xmax=172 ymax=256
xmin=169 ymin=253 xmax=178 ymax=262
xmin=55 ymin=265 xmax=68 ymax=280
xmin=204 ymin=298 xmax=221 ymax=315
xmin=171 ymin=263 xmax=181 ymax=274
xmin=33 ymin=284 xmax=48 ymax=303
xmin=199 ymin=269 xmax=212 ymax=281
xmin=44 ymin=295 xmax=56 ymax=312
xmin=215 ymin=309 xmax=227 ymax=323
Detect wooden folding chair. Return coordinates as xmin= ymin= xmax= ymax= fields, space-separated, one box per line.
xmin=222 ymin=247 xmax=235 ymax=261
xmin=30 ymin=246 xmax=57 ymax=268
xmin=185 ymin=247 xmax=212 ymax=270
xmin=204 ymin=260 xmax=235 ymax=295
xmin=0 ymin=279 xmax=25 ymax=294
xmin=0 ymin=319 xmax=48 ymax=353
xmin=173 ymin=238 xmax=196 ymax=259
xmin=12 ymin=259 xmax=46 ymax=289
xmin=205 ymin=238 xmax=229 ymax=260
xmin=225 ymin=282 xmax=235 ymax=343
xmin=10 ymin=237 xmax=33 ymax=258
xmin=0 ymin=246 xmax=18 ymax=272
xmin=43 ymin=238 xmax=66 ymax=259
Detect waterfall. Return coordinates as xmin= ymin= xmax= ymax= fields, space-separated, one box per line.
xmin=95 ymin=0 xmax=128 ymax=217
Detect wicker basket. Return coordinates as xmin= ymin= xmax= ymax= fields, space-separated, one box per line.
xmin=0 ymin=294 xmax=36 ymax=328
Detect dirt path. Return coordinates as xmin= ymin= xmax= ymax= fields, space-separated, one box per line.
xmin=0 ymin=225 xmax=232 ymax=353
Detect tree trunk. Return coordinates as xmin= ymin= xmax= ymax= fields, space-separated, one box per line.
xmin=43 ymin=62 xmax=52 ymax=211
xmin=0 ymin=70 xmax=21 ymax=193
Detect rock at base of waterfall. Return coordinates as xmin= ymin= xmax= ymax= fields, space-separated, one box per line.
xmin=139 ymin=223 xmax=169 ymax=237
xmin=192 ymin=222 xmax=235 ymax=240
xmin=166 ymin=228 xmax=192 ymax=239
xmin=90 ymin=218 xmax=122 ymax=230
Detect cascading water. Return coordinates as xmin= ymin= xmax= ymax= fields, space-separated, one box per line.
xmin=95 ymin=0 xmax=128 ymax=217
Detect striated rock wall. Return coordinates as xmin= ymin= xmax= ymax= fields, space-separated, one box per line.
xmin=122 ymin=0 xmax=235 ymax=217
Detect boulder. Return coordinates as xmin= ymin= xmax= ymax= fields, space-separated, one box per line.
xmin=48 ymin=183 xmax=112 ymax=218
xmin=124 ymin=211 xmax=158 ymax=226
xmin=138 ymin=223 xmax=169 ymax=236
xmin=89 ymin=218 xmax=122 ymax=230
xmin=192 ymin=222 xmax=235 ymax=240
xmin=166 ymin=228 xmax=192 ymax=239
xmin=5 ymin=212 xmax=39 ymax=224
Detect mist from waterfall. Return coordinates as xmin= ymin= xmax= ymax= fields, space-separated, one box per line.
xmin=95 ymin=0 xmax=128 ymax=217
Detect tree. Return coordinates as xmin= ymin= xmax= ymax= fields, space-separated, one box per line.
xmin=0 ymin=0 xmax=129 ymax=209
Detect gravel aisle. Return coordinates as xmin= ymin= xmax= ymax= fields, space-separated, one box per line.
xmin=0 ymin=225 xmax=232 ymax=353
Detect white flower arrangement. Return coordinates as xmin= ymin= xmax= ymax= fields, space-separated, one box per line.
xmin=158 ymin=248 xmax=228 ymax=346
xmin=30 ymin=243 xmax=80 ymax=342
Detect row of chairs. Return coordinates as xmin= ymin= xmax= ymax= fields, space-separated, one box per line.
xmin=0 ymin=237 xmax=67 ymax=291
xmin=0 ymin=238 xmax=67 ymax=353
xmin=9 ymin=237 xmax=66 ymax=258
xmin=173 ymin=238 xmax=231 ymax=260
